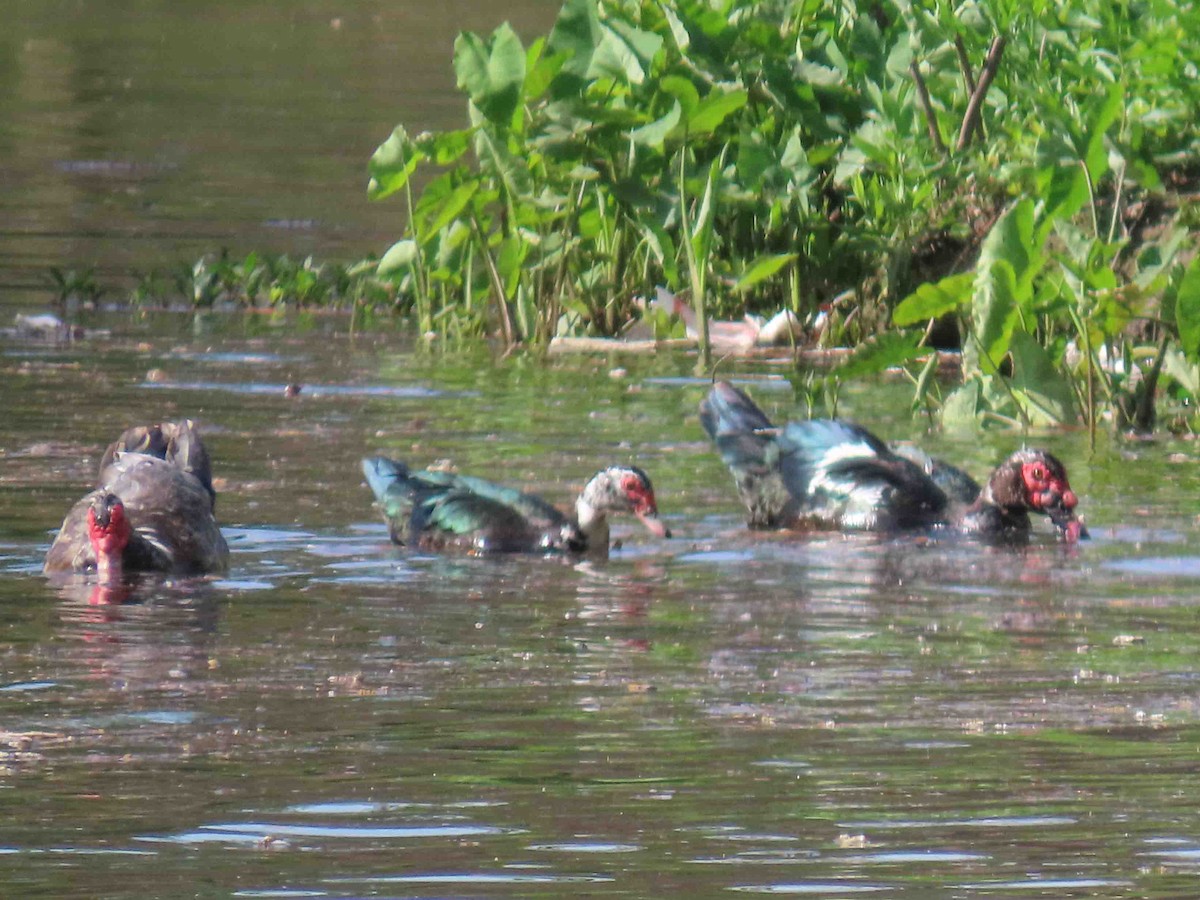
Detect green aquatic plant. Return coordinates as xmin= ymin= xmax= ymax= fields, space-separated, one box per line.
xmin=46 ymin=267 xmax=105 ymax=309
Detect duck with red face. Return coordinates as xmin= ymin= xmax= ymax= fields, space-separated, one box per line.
xmin=44 ymin=420 xmax=229 ymax=581
xmin=86 ymin=494 xmax=131 ymax=582
xmin=362 ymin=457 xmax=670 ymax=556
xmin=700 ymin=380 xmax=1087 ymax=542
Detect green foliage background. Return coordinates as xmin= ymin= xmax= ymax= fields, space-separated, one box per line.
xmin=365 ymin=0 xmax=1200 ymax=432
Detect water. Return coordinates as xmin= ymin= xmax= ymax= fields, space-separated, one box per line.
xmin=5 ymin=3 xmax=1200 ymax=896
xmin=2 ymin=315 xmax=1200 ymax=898
xmin=0 ymin=0 xmax=557 ymax=308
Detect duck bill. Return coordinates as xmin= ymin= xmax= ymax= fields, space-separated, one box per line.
xmin=636 ymin=509 xmax=671 ymax=539
xmin=1047 ymin=505 xmax=1088 ymax=542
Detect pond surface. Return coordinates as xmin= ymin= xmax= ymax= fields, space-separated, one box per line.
xmin=1 ymin=0 xmax=557 ymax=308
xmin=3 ymin=317 xmax=1200 ymax=898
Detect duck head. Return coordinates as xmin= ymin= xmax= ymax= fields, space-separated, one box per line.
xmin=577 ymin=466 xmax=671 ymax=542
xmin=988 ymin=449 xmax=1087 ymax=541
xmin=87 ymin=493 xmax=131 ymax=580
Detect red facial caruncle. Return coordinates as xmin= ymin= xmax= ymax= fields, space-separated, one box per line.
xmin=1019 ymin=460 xmax=1077 ymax=513
xmin=620 ymin=471 xmax=670 ymax=538
xmin=87 ymin=496 xmax=131 ymax=559
xmin=621 ymin=472 xmax=657 ymax=516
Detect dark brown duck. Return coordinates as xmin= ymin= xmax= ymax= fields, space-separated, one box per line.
xmin=44 ymin=420 xmax=229 ymax=580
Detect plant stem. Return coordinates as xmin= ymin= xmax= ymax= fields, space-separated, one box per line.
xmin=956 ymin=36 xmax=1006 ymax=152
xmin=954 ymin=35 xmax=976 ymax=95
xmin=469 ymin=213 xmax=517 ymax=347
xmin=678 ymin=148 xmax=711 ymax=369
xmin=910 ymin=61 xmax=947 ymax=157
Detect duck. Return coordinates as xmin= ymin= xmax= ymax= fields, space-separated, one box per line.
xmin=361 ymin=456 xmax=670 ymax=555
xmin=699 ymin=380 xmax=1086 ymax=541
xmin=44 ymin=420 xmax=230 ymax=580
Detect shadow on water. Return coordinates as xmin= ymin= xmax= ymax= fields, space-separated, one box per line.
xmin=4 ymin=317 xmax=1200 ymax=897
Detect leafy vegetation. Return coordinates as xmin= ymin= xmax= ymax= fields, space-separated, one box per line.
xmin=364 ymin=0 xmax=1200 ymax=432
xmin=40 ymin=0 xmax=1200 ymax=434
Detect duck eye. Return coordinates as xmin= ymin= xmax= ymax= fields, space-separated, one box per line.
xmin=1031 ymin=465 xmax=1046 ymax=481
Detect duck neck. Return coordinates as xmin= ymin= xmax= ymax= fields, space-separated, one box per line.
xmin=94 ymin=544 xmax=124 ymax=584
xmin=574 ymin=495 xmax=610 ymax=551
xmin=961 ymin=490 xmax=1030 ymax=536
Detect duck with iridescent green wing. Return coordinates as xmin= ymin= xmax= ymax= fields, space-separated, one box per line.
xmin=362 ymin=457 xmax=669 ymax=556
xmin=700 ymin=381 xmax=1086 ymax=541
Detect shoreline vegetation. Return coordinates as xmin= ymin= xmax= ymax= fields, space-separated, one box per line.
xmin=35 ymin=0 xmax=1200 ymax=436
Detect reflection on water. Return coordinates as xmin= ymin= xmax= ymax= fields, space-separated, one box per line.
xmin=1 ymin=0 xmax=560 ymax=307
xmin=3 ymin=319 xmax=1200 ymax=897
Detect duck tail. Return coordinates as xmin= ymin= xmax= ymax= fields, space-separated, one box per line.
xmin=699 ymin=381 xmax=777 ymax=470
xmin=361 ymin=456 xmax=410 ymax=503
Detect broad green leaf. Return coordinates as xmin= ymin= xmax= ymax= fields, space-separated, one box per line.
xmin=980 ymin=199 xmax=1041 ymax=304
xmin=474 ymin=128 xmax=533 ymax=199
xmin=735 ymin=253 xmax=796 ymax=293
xmin=659 ymin=2 xmax=690 ymax=52
xmin=524 ymin=39 xmax=565 ymax=102
xmin=377 ymin=239 xmax=419 ymax=276
xmin=1176 ymin=254 xmax=1200 ymax=361
xmin=496 ymin=234 xmax=530 ymax=299
xmin=1083 ymin=82 xmax=1123 ymax=181
xmin=416 ymin=180 xmax=480 ymax=244
xmin=940 ymin=380 xmax=983 ymax=429
xmin=546 ymin=0 xmax=600 ymax=92
xmin=1038 ymin=162 xmax=1089 ymax=236
xmin=454 ymin=25 xmax=526 ymax=129
xmin=969 ymin=258 xmax=1019 ymax=376
xmin=630 ymin=100 xmax=681 ymax=148
xmin=794 ymin=60 xmax=843 ymax=86
xmin=893 ymin=272 xmax=973 ymax=326
xmin=367 ymin=126 xmax=426 ymax=200
xmin=832 ymin=331 xmax=923 ymax=378
xmin=637 ymin=220 xmax=679 ymax=286
xmin=415 ymin=128 xmax=473 ymax=165
xmin=735 ymin=128 xmax=774 ymax=190
xmin=1163 ymin=348 xmax=1200 ymax=397
xmin=1009 ymin=331 xmax=1075 ymax=425
xmin=660 ymin=75 xmax=699 ymax=122
xmin=589 ymin=19 xmax=662 ymax=85
xmin=684 ymin=88 xmax=748 ymax=136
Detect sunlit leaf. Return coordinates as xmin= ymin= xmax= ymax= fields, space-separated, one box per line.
xmin=940 ymin=380 xmax=983 ymax=429
xmin=969 ymin=258 xmax=1019 ymax=376
xmin=377 ymin=239 xmax=418 ymax=276
xmin=1038 ymin=162 xmax=1089 ymax=236
xmin=415 ymin=128 xmax=473 ymax=165
xmin=734 ymin=253 xmax=796 ymax=293
xmin=832 ymin=331 xmax=924 ymax=378
xmin=590 ymin=19 xmax=662 ymax=85
xmin=660 ymin=75 xmax=699 ymax=122
xmin=524 ymin=39 xmax=566 ymax=102
xmin=367 ymin=126 xmax=426 ymax=200
xmin=416 ymin=180 xmax=480 ymax=244
xmin=547 ymin=0 xmax=601 ymax=93
xmin=1083 ymin=81 xmax=1123 ymax=181
xmin=1176 ymin=254 xmax=1200 ymax=361
xmin=683 ymin=88 xmax=748 ymax=136
xmin=454 ymin=25 xmax=526 ymax=129
xmin=474 ymin=128 xmax=533 ymax=199
xmin=1009 ymin=331 xmax=1075 ymax=425
xmin=630 ymin=100 xmax=681 ymax=148
xmin=893 ymin=272 xmax=973 ymax=326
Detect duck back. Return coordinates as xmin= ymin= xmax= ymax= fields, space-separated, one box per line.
xmin=45 ymin=430 xmax=228 ymax=577
xmin=362 ymin=457 xmax=580 ymax=553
